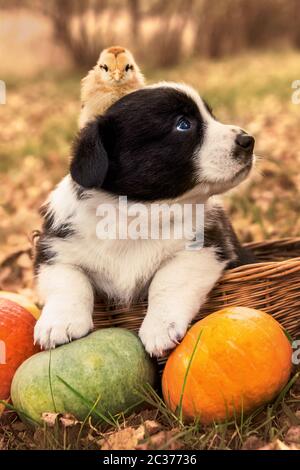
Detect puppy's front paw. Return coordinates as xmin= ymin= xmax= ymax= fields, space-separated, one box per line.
xmin=139 ymin=315 xmax=188 ymax=357
xmin=34 ymin=304 xmax=93 ymax=349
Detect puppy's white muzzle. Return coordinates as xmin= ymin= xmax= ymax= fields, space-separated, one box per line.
xmin=195 ymin=119 xmax=254 ymax=191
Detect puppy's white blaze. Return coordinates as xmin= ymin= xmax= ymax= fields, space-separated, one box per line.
xmin=196 ymin=120 xmax=242 ymax=184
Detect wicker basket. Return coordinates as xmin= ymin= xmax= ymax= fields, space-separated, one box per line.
xmin=93 ymin=238 xmax=300 ymax=343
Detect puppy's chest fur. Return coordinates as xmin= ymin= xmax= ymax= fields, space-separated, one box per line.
xmin=64 ymin=233 xmax=177 ymax=304
xmin=40 ymin=177 xmax=188 ymax=303
xmin=36 ymin=176 xmax=239 ymax=304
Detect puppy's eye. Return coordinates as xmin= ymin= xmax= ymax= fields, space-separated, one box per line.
xmin=176 ymin=118 xmax=191 ymax=131
xmin=125 ymin=64 xmax=133 ymax=72
xmin=100 ymin=64 xmax=109 ymax=72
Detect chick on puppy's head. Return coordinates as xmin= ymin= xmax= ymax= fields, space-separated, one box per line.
xmin=79 ymin=46 xmax=145 ymax=129
xmin=96 ymin=46 xmax=143 ymax=86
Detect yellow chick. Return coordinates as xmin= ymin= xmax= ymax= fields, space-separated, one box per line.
xmin=79 ymin=46 xmax=145 ymax=129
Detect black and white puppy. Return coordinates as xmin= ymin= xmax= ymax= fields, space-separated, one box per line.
xmin=34 ymin=82 xmax=255 ymax=356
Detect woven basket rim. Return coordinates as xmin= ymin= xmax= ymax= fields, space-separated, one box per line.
xmin=224 ymin=237 xmax=300 ymax=280
xmin=94 ymin=237 xmax=300 ymax=305
xmin=223 ymin=256 xmax=300 ymax=280
xmin=244 ymin=236 xmax=300 ymax=249
xmin=93 ymin=237 xmax=300 ymax=342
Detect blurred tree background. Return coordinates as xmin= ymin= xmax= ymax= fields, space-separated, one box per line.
xmin=0 ymin=0 xmax=299 ymax=296
xmin=1 ymin=0 xmax=299 ymax=68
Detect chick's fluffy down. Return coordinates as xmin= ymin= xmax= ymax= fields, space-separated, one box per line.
xmin=79 ymin=46 xmax=145 ymax=128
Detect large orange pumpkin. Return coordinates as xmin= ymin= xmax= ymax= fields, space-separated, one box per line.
xmin=0 ymin=296 xmax=40 ymax=404
xmin=162 ymin=307 xmax=292 ymax=424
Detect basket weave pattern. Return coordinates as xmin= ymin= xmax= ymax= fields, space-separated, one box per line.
xmin=93 ymin=238 xmax=300 ymax=339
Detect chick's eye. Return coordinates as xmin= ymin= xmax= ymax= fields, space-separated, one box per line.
xmin=176 ymin=118 xmax=191 ymax=131
xmin=100 ymin=64 xmax=108 ymax=72
xmin=125 ymin=64 xmax=133 ymax=72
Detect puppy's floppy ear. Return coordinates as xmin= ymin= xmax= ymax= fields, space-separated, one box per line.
xmin=70 ymin=118 xmax=109 ymax=188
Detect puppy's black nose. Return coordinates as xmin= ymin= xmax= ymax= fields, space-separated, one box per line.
xmin=235 ymin=133 xmax=255 ymax=153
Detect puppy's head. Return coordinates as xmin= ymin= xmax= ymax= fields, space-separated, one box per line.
xmin=71 ymin=82 xmax=255 ymax=201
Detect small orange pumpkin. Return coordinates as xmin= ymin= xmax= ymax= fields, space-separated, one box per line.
xmin=0 ymin=296 xmax=40 ymax=406
xmin=0 ymin=291 xmax=40 ymax=320
xmin=162 ymin=307 xmax=292 ymax=424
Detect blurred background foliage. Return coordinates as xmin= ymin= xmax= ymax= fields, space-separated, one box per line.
xmin=1 ymin=0 xmax=300 ymax=68
xmin=0 ymin=0 xmax=299 ymax=295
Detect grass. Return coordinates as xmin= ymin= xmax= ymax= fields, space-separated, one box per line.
xmin=147 ymin=50 xmax=300 ymax=110
xmin=1 ymin=329 xmax=299 ymax=450
xmin=177 ymin=330 xmax=203 ymax=422
xmin=1 ymin=369 xmax=300 ymax=450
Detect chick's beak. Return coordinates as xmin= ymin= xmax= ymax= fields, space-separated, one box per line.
xmin=113 ymin=70 xmax=121 ymax=82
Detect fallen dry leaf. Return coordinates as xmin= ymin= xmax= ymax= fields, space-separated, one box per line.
xmin=59 ymin=413 xmax=80 ymax=428
xmin=41 ymin=412 xmax=80 ymax=429
xmin=143 ymin=420 xmax=162 ymax=436
xmin=242 ymin=435 xmax=265 ymax=450
xmin=259 ymin=439 xmax=300 ymax=450
xmin=136 ymin=428 xmax=182 ymax=451
xmin=41 ymin=412 xmax=60 ymax=427
xmin=285 ymin=426 xmax=300 ymax=445
xmin=100 ymin=425 xmax=145 ymax=450
xmin=100 ymin=423 xmax=183 ymax=451
xmin=10 ymin=420 xmax=28 ymax=433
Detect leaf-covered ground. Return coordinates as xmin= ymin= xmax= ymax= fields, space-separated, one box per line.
xmin=1 ymin=50 xmax=300 ymax=449
xmin=1 ymin=374 xmax=300 ymax=450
